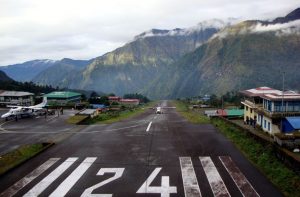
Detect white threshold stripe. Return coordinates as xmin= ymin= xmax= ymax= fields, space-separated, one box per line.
xmin=146 ymin=121 xmax=152 ymax=132
xmin=199 ymin=157 xmax=230 ymax=197
xmin=219 ymin=156 xmax=260 ymax=197
xmin=49 ymin=157 xmax=97 ymax=197
xmin=179 ymin=157 xmax=202 ymax=197
xmin=0 ymin=158 xmax=60 ymax=197
xmin=23 ymin=157 xmax=78 ymax=197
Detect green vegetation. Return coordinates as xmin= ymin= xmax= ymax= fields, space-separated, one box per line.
xmin=66 ymin=115 xmax=89 ymax=124
xmin=0 ymin=143 xmax=52 ymax=176
xmin=0 ymin=80 xmax=58 ymax=95
xmin=85 ymin=102 xmax=156 ymax=124
xmin=211 ymin=118 xmax=300 ymax=197
xmin=173 ymin=100 xmax=210 ymax=124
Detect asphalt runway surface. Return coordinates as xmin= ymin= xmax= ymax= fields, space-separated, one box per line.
xmin=0 ymin=101 xmax=282 ymax=197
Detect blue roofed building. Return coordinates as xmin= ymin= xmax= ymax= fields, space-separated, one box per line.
xmin=282 ymin=117 xmax=300 ymax=133
xmin=241 ymin=87 xmax=300 ymax=135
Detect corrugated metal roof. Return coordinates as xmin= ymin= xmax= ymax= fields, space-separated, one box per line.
xmin=217 ymin=109 xmax=227 ymax=116
xmin=240 ymin=87 xmax=282 ymax=97
xmin=0 ymin=91 xmax=34 ymax=97
xmin=225 ymin=109 xmax=244 ymax=116
xmin=286 ymin=117 xmax=300 ymax=129
xmin=45 ymin=91 xmax=81 ymax=98
xmin=79 ymin=109 xmax=97 ymax=115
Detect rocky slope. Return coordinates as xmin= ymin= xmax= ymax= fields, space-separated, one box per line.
xmin=146 ymin=9 xmax=300 ymax=98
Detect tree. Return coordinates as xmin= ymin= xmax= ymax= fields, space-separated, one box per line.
xmin=90 ymin=91 xmax=99 ymax=98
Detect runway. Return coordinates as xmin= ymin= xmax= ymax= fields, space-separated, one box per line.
xmin=0 ymin=101 xmax=282 ymax=196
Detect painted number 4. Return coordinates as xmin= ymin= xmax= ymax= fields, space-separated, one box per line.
xmin=136 ymin=167 xmax=177 ymax=197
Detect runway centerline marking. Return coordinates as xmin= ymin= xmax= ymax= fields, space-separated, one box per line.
xmin=200 ymin=157 xmax=230 ymax=197
xmin=0 ymin=158 xmax=60 ymax=197
xmin=219 ymin=156 xmax=260 ymax=197
xmin=24 ymin=157 xmax=78 ymax=197
xmin=179 ymin=157 xmax=202 ymax=197
xmin=146 ymin=121 xmax=152 ymax=132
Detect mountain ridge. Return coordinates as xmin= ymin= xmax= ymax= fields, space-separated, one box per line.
xmin=2 ymin=8 xmax=300 ymax=98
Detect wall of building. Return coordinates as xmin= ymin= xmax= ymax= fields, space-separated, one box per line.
xmin=243 ymin=105 xmax=256 ymax=122
xmin=261 ymin=116 xmax=280 ymax=135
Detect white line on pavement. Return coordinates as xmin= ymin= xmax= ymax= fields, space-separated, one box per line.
xmin=199 ymin=157 xmax=230 ymax=197
xmin=24 ymin=157 xmax=78 ymax=197
xmin=179 ymin=157 xmax=202 ymax=197
xmin=50 ymin=157 xmax=97 ymax=197
xmin=0 ymin=158 xmax=60 ymax=197
xmin=46 ymin=116 xmax=58 ymax=122
xmin=219 ymin=156 xmax=260 ymax=197
xmin=146 ymin=121 xmax=152 ymax=132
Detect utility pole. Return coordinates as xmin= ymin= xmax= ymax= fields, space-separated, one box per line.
xmin=281 ymin=72 xmax=285 ymax=132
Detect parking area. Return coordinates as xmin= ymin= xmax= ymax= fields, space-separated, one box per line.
xmin=0 ymin=109 xmax=79 ymax=155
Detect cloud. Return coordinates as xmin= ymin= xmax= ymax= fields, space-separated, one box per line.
xmin=0 ymin=0 xmax=300 ymax=65
xmin=253 ymin=20 xmax=300 ymax=35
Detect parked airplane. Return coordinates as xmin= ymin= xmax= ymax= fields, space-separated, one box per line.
xmin=1 ymin=97 xmax=47 ymax=121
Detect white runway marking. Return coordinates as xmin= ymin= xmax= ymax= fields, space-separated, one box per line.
xmin=199 ymin=157 xmax=230 ymax=197
xmin=219 ymin=156 xmax=260 ymax=197
xmin=146 ymin=121 xmax=152 ymax=132
xmin=137 ymin=167 xmax=177 ymax=196
xmin=24 ymin=157 xmax=78 ymax=197
xmin=46 ymin=116 xmax=58 ymax=122
xmin=0 ymin=158 xmax=60 ymax=197
xmin=50 ymin=157 xmax=97 ymax=197
xmin=179 ymin=157 xmax=202 ymax=197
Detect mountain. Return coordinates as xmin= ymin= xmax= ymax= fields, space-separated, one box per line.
xmin=4 ymin=8 xmax=300 ymax=99
xmin=0 ymin=59 xmax=57 ymax=82
xmin=0 ymin=70 xmax=13 ymax=82
xmin=272 ymin=8 xmax=300 ymax=24
xmin=146 ymin=8 xmax=300 ymax=98
xmin=64 ymin=19 xmax=231 ymax=95
xmin=32 ymin=58 xmax=93 ymax=88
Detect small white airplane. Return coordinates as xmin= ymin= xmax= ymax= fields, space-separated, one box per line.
xmin=155 ymin=107 xmax=162 ymax=114
xmin=1 ymin=97 xmax=47 ymax=121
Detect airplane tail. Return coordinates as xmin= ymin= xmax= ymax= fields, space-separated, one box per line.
xmin=42 ymin=97 xmax=47 ymax=106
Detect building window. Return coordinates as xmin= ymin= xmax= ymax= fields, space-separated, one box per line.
xmin=268 ymin=122 xmax=270 ymax=131
xmin=264 ymin=120 xmax=266 ymax=129
xmin=268 ymin=101 xmax=272 ymax=111
xmin=250 ymin=109 xmax=252 ymax=113
xmin=246 ymin=106 xmax=248 ymax=111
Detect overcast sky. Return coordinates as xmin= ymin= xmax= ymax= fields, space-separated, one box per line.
xmin=0 ymin=0 xmax=299 ymax=66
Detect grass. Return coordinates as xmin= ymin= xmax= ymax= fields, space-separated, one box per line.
xmin=66 ymin=115 xmax=89 ymax=124
xmin=0 ymin=143 xmax=52 ymax=176
xmin=211 ymin=118 xmax=300 ymax=197
xmin=172 ymin=100 xmax=210 ymax=124
xmin=86 ymin=102 xmax=157 ymax=124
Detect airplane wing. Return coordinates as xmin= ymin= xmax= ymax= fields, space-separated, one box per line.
xmin=6 ymin=106 xmax=43 ymax=110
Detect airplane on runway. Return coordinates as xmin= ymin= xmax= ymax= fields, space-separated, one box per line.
xmin=1 ymin=97 xmax=47 ymax=121
xmin=154 ymin=106 xmax=175 ymax=114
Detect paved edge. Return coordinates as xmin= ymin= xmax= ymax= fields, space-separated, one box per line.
xmin=0 ymin=142 xmax=55 ymax=177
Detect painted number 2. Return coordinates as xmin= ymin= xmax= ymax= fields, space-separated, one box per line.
xmin=137 ymin=167 xmax=177 ymax=197
xmin=81 ymin=168 xmax=125 ymax=197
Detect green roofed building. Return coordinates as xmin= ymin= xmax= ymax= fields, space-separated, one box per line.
xmin=45 ymin=91 xmax=82 ymax=106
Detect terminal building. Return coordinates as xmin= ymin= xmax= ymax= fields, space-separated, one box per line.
xmin=44 ymin=91 xmax=82 ymax=106
xmin=0 ymin=90 xmax=34 ymax=106
xmin=240 ymin=87 xmax=300 ymax=134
